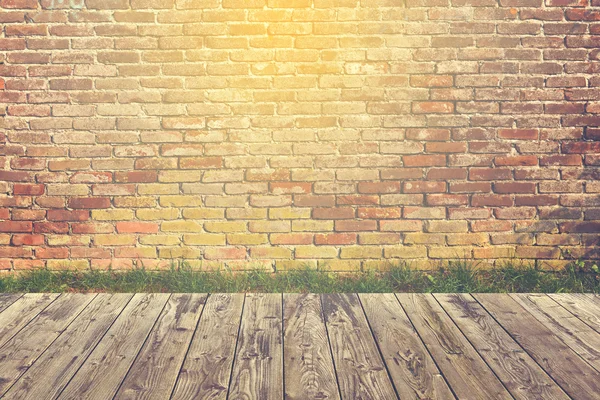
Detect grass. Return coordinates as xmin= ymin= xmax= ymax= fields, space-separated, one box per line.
xmin=0 ymin=260 xmax=598 ymax=293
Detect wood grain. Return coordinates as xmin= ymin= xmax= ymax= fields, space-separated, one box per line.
xmin=171 ymin=293 xmax=244 ymax=400
xmin=436 ymin=293 xmax=569 ymax=400
xmin=511 ymin=293 xmax=600 ymax=372
xmin=0 ymin=294 xmax=22 ymax=314
xmin=284 ymin=293 xmax=340 ymax=400
xmin=58 ymin=293 xmax=170 ymax=400
xmin=549 ymin=293 xmax=600 ymax=334
xmin=0 ymin=293 xmax=59 ymax=349
xmin=360 ymin=293 xmax=453 ymax=400
xmin=228 ymin=293 xmax=283 ymax=400
xmin=475 ymin=293 xmax=600 ymax=400
xmin=115 ymin=294 xmax=206 ymax=400
xmin=397 ymin=293 xmax=511 ymax=400
xmin=3 ymin=294 xmax=132 ymax=400
xmin=0 ymin=294 xmax=95 ymax=396
xmin=322 ymin=293 xmax=398 ymax=400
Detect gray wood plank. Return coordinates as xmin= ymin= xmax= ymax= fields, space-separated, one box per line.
xmin=0 ymin=293 xmax=59 ymax=349
xmin=228 ymin=293 xmax=283 ymax=400
xmin=360 ymin=293 xmax=454 ymax=400
xmin=549 ymin=294 xmax=600 ymax=334
xmin=511 ymin=293 xmax=600 ymax=372
xmin=397 ymin=294 xmax=512 ymax=400
xmin=171 ymin=293 xmax=244 ymax=400
xmin=436 ymin=293 xmax=569 ymax=400
xmin=58 ymin=293 xmax=170 ymax=400
xmin=3 ymin=294 xmax=132 ymax=400
xmin=0 ymin=294 xmax=22 ymax=314
xmin=0 ymin=294 xmax=95 ymax=396
xmin=284 ymin=293 xmax=340 ymax=400
xmin=322 ymin=293 xmax=398 ymax=400
xmin=115 ymin=294 xmax=206 ymax=400
xmin=475 ymin=293 xmax=600 ymax=400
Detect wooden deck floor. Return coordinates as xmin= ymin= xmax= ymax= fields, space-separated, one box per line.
xmin=0 ymin=293 xmax=599 ymax=399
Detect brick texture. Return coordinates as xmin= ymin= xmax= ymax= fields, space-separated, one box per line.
xmin=1 ymin=0 xmax=599 ymax=271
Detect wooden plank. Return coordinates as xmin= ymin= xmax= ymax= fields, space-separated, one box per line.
xmin=549 ymin=294 xmax=600 ymax=334
xmin=475 ymin=293 xmax=600 ymax=399
xmin=0 ymin=293 xmax=22 ymax=314
xmin=4 ymin=294 xmax=132 ymax=400
xmin=511 ymin=293 xmax=600 ymax=372
xmin=322 ymin=293 xmax=398 ymax=400
xmin=0 ymin=293 xmax=59 ymax=349
xmin=436 ymin=293 xmax=569 ymax=400
xmin=284 ymin=293 xmax=340 ymax=400
xmin=58 ymin=293 xmax=170 ymax=400
xmin=171 ymin=293 xmax=244 ymax=400
xmin=228 ymin=293 xmax=283 ymax=400
xmin=115 ymin=294 xmax=206 ymax=400
xmin=397 ymin=294 xmax=512 ymax=400
xmin=360 ymin=293 xmax=454 ymax=400
xmin=0 ymin=294 xmax=95 ymax=396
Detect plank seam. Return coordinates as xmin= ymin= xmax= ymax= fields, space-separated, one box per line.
xmin=55 ymin=294 xmax=136 ymax=399
xmin=319 ymin=294 xmax=344 ymax=400
xmin=169 ymin=293 xmax=210 ymax=400
xmin=356 ymin=294 xmax=401 ymax=400
xmin=509 ymin=294 xmax=600 ymax=375
xmin=431 ymin=294 xmax=517 ymax=400
xmin=225 ymin=292 xmax=246 ymax=400
xmin=393 ymin=294 xmax=460 ymax=400
xmin=548 ymin=294 xmax=600 ymax=335
xmin=0 ymin=293 xmax=24 ymax=315
xmin=471 ymin=294 xmax=576 ymax=400
xmin=0 ymin=293 xmax=62 ymax=351
xmin=0 ymin=293 xmax=99 ymax=398
xmin=111 ymin=293 xmax=173 ymax=400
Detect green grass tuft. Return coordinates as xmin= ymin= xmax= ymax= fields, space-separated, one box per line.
xmin=0 ymin=260 xmax=598 ymax=293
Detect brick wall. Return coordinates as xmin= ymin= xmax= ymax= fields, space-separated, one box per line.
xmin=1 ymin=0 xmax=599 ymax=272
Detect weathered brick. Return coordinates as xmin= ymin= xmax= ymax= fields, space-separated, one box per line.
xmin=0 ymin=0 xmax=595 ymax=269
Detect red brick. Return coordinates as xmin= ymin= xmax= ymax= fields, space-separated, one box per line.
xmin=358 ymin=207 xmax=402 ymax=219
xmin=336 ymin=195 xmax=379 ymax=205
xmin=498 ymin=129 xmax=539 ymax=140
xmin=312 ymin=207 xmax=355 ymax=220
xmin=12 ymin=209 xmax=46 ymax=221
xmin=334 ymin=220 xmax=378 ymax=232
xmin=115 ymin=171 xmax=158 ymax=183
xmin=13 ymin=184 xmax=45 ymax=196
xmin=0 ymin=0 xmax=38 ymax=8
xmin=493 ymin=182 xmax=536 ymax=194
xmin=560 ymin=222 xmax=600 ymax=233
xmin=116 ymin=222 xmax=159 ymax=233
xmin=413 ymin=102 xmax=454 ymax=114
xmin=403 ymin=155 xmax=446 ymax=167
xmin=68 ymin=197 xmax=112 ymax=209
xmin=494 ymin=156 xmax=538 ymax=166
xmin=426 ymin=194 xmax=469 ymax=206
xmin=271 ymin=233 xmax=313 ymax=245
xmin=358 ymin=182 xmax=400 ymax=194
xmin=47 ymin=210 xmax=90 ymax=221
xmin=469 ymin=168 xmax=512 ymax=181
xmin=36 ymin=248 xmax=69 ymax=259
xmin=472 ymin=195 xmax=513 ymax=207
xmin=11 ymin=234 xmax=44 ymax=246
xmin=204 ymin=247 xmax=247 ymax=260
xmin=315 ymin=233 xmax=356 ymax=245
xmin=0 ymin=221 xmax=32 ymax=233
xmin=294 ymin=195 xmax=335 ymax=207
xmin=34 ymin=222 xmax=69 ymax=234
xmin=404 ymin=181 xmax=446 ymax=193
